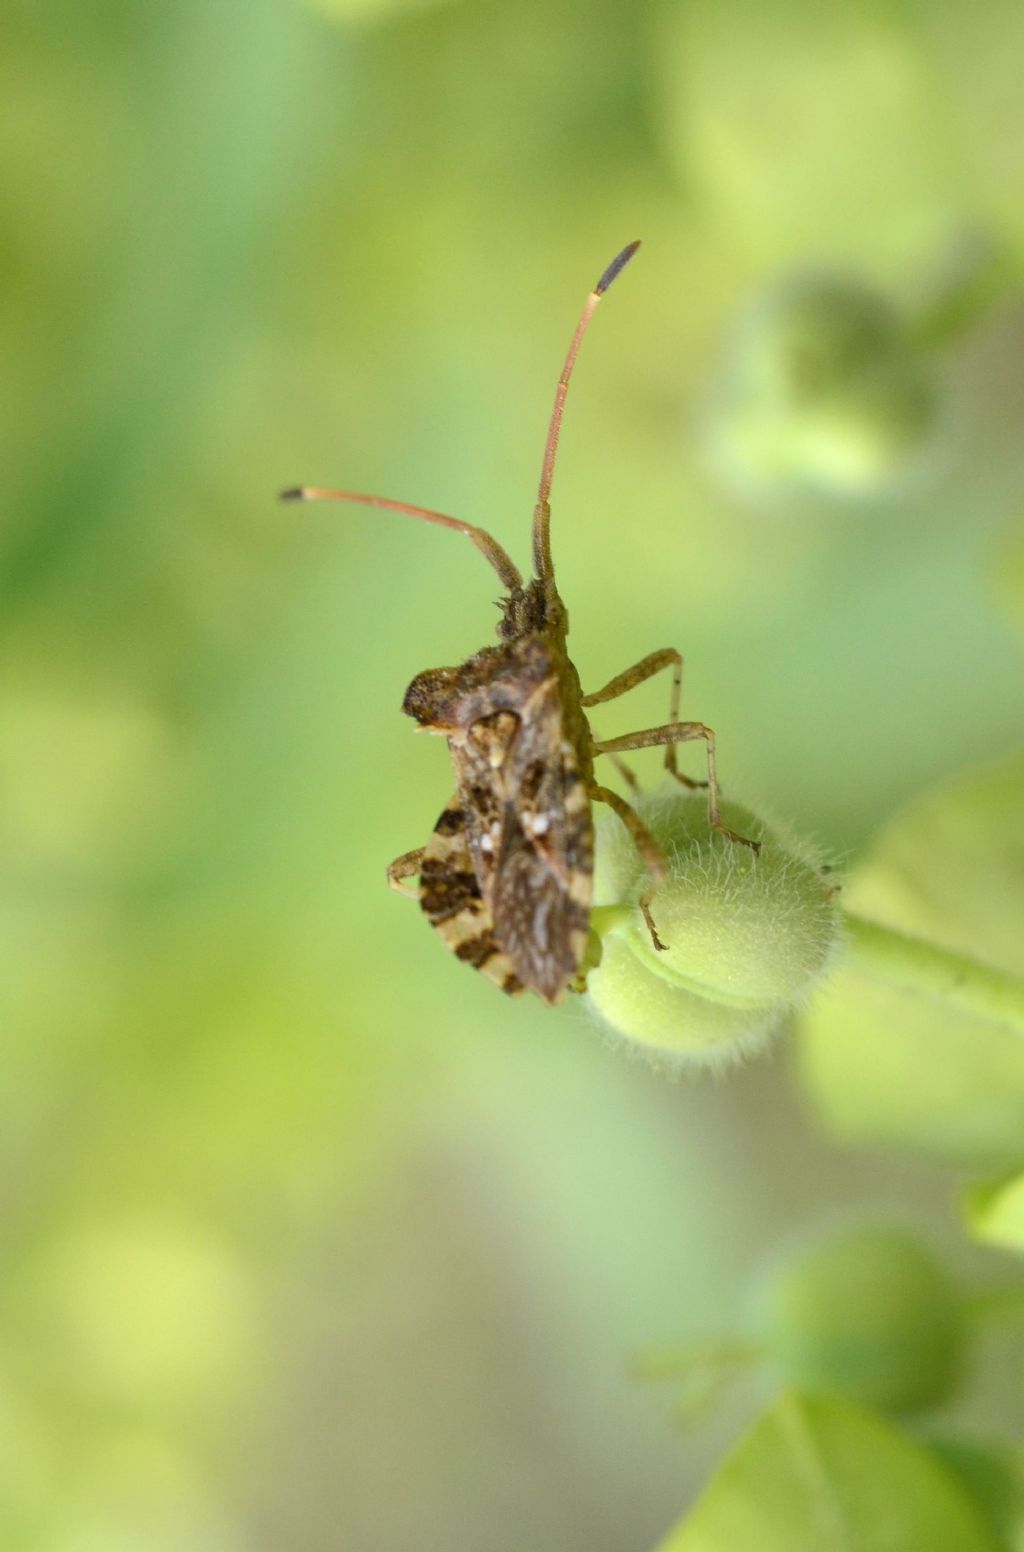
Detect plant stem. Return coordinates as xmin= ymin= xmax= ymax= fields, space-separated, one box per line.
xmin=843 ymin=913 xmax=1024 ymax=1037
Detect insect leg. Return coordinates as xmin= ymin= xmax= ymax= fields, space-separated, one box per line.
xmin=601 ymin=747 xmax=640 ymax=790
xmin=386 ymin=847 xmax=426 ymax=899
xmin=582 ymin=648 xmax=707 ymax=789
xmin=589 ymin=783 xmax=669 ymax=952
xmin=594 ymin=723 xmax=761 ymax=852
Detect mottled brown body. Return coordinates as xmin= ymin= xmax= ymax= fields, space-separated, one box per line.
xmin=406 ymin=584 xmax=594 ymax=1003
xmin=283 ymin=242 xmax=758 ymax=1007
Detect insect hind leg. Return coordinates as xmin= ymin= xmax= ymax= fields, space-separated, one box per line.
xmin=594 ymin=722 xmax=760 ymax=852
xmin=582 ymin=648 xmax=707 ymax=790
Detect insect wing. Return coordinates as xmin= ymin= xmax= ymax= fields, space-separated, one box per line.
xmin=454 ymin=668 xmax=593 ymax=1004
xmin=490 ymin=733 xmax=592 ymax=1004
xmin=506 ymin=675 xmax=592 ymax=894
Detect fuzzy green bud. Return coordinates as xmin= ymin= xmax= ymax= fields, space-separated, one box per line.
xmin=585 ymin=785 xmax=840 ymax=1071
xmin=704 ymin=274 xmax=938 ymax=500
xmin=750 ymin=1224 xmax=967 ymax=1414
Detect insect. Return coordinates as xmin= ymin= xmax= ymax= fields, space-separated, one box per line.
xmin=282 ymin=241 xmax=758 ymax=1004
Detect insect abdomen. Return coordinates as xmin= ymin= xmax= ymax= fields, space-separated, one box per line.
xmin=419 ymin=798 xmax=524 ymax=998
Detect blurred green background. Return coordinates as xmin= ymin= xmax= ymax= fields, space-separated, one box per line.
xmin=3 ymin=0 xmax=1024 ymax=1547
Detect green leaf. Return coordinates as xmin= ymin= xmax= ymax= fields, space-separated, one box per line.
xmin=964 ymin=1173 xmax=1024 ymax=1254
xmin=924 ymin=1434 xmax=1024 ymax=1551
xmin=653 ymin=1390 xmax=999 ymax=1552
xmin=798 ymin=754 xmax=1024 ymax=1170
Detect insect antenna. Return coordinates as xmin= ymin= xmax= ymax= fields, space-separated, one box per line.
xmin=532 ymin=239 xmax=642 ymax=582
xmin=280 ymin=486 xmax=524 ymax=593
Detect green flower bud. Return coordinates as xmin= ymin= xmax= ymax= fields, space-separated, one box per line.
xmin=704 ymin=274 xmax=939 ymax=501
xmin=585 ymin=785 xmax=841 ymax=1071
xmin=751 ymin=1224 xmax=967 ymax=1414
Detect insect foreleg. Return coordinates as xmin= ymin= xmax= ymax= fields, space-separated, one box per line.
xmin=589 ymin=783 xmax=669 ymax=952
xmin=582 ymin=648 xmax=707 ymax=790
xmin=387 ymin=846 xmax=427 ymax=899
xmin=593 ymin=723 xmax=760 ymax=852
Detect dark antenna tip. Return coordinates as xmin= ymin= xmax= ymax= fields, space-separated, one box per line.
xmin=595 ymin=239 xmax=642 ymax=296
xmin=279 ymin=486 xmax=307 ymax=502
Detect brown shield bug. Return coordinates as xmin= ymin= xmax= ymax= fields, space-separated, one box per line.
xmin=282 ymin=242 xmax=758 ymax=1003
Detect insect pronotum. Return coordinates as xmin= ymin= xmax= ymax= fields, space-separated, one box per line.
xmin=282 ymin=241 xmax=758 ymax=1004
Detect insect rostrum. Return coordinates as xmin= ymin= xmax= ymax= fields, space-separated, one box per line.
xmin=282 ymin=241 xmax=758 ymax=1005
